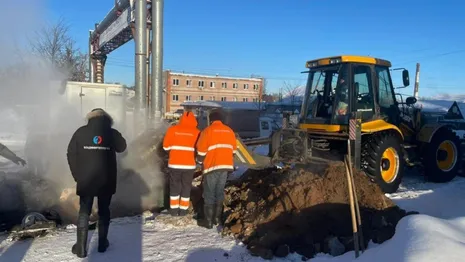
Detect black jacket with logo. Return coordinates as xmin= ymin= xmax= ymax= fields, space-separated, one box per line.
xmin=67 ymin=109 xmax=127 ymax=196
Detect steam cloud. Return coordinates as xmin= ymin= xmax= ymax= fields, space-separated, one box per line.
xmin=0 ymin=0 xmax=168 ymax=225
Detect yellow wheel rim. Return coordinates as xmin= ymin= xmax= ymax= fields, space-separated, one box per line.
xmin=436 ymin=140 xmax=457 ymax=172
xmin=380 ymin=147 xmax=400 ymax=183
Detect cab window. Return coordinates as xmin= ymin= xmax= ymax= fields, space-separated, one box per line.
xmin=353 ymin=65 xmax=375 ymax=120
xmin=376 ymin=66 xmax=395 ymax=108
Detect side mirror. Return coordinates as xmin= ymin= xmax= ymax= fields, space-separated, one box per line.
xmin=406 ymin=96 xmax=417 ymax=106
xmin=402 ymin=69 xmax=410 ymax=87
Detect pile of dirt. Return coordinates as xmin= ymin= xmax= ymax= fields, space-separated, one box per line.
xmin=221 ymin=162 xmax=412 ymax=259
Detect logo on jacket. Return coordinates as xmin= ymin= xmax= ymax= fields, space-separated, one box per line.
xmin=93 ymin=136 xmax=103 ymax=145
xmin=84 ymin=135 xmax=110 ymax=151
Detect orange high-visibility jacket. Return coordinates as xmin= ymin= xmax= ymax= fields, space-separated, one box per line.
xmin=196 ymin=120 xmax=236 ymax=174
xmin=163 ymin=112 xmax=200 ymax=169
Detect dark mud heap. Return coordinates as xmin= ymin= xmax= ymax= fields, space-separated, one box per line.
xmin=221 ymin=162 xmax=411 ymax=259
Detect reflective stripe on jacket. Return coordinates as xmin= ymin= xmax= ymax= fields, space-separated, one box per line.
xmin=196 ymin=120 xmax=236 ymax=174
xmin=163 ymin=112 xmax=200 ymax=169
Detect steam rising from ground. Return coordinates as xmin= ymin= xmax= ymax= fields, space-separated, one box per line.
xmin=0 ymin=0 xmax=168 ymax=225
xmin=0 ymin=0 xmax=78 ymax=216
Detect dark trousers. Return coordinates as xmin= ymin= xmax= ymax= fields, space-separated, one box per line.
xmin=202 ymin=170 xmax=228 ymax=205
xmin=169 ymin=168 xmax=195 ymax=210
xmin=78 ymin=195 xmax=112 ymax=227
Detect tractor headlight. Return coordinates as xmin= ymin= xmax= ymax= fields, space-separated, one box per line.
xmin=330 ymin=58 xmax=341 ymax=64
xmin=306 ymin=62 xmax=318 ymax=68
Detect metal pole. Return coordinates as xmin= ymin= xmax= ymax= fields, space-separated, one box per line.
xmin=135 ymin=0 xmax=147 ymax=123
xmin=88 ymin=30 xmax=94 ymax=83
xmin=145 ymin=26 xmax=151 ymax=127
xmin=144 ymin=27 xmax=150 ymax=111
xmin=414 ymin=63 xmax=420 ymax=99
xmin=151 ymin=0 xmax=164 ymax=122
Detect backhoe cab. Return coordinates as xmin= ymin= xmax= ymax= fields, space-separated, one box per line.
xmin=267 ymin=55 xmax=462 ymax=193
xmin=301 ymin=56 xmax=409 ymax=130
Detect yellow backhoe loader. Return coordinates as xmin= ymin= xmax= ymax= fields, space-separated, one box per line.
xmin=229 ymin=55 xmax=463 ymax=193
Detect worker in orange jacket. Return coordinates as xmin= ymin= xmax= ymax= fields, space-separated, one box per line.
xmin=163 ymin=111 xmax=200 ymax=216
xmin=196 ymin=110 xmax=236 ymax=229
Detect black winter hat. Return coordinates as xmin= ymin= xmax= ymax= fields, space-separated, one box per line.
xmin=209 ymin=110 xmax=223 ymax=122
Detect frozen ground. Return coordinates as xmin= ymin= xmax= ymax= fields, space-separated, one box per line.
xmin=2 ymin=142 xmax=465 ymax=261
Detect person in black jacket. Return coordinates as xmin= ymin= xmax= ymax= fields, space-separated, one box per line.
xmin=66 ymin=108 xmax=127 ymax=258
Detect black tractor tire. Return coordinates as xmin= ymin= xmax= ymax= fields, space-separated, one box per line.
xmin=422 ymin=128 xmax=461 ymax=183
xmin=362 ymin=132 xmax=404 ymax=193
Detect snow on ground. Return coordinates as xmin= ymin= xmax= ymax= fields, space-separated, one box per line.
xmin=310 ymin=215 xmax=465 ymax=262
xmin=3 ymin=137 xmax=465 ymax=261
xmin=0 ymin=215 xmax=303 ymax=262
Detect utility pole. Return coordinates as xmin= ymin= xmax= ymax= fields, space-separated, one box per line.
xmin=88 ymin=30 xmax=94 ymax=83
xmin=151 ymin=0 xmax=164 ymax=123
xmin=135 ymin=0 xmax=148 ymax=127
xmin=414 ymin=63 xmax=420 ymax=99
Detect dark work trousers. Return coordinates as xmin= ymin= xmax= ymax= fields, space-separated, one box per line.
xmin=202 ymin=170 xmax=228 ymax=205
xmin=169 ymin=168 xmax=195 ymax=210
xmin=78 ymin=195 xmax=113 ymax=227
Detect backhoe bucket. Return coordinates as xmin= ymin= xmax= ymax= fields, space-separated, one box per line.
xmin=235 ymin=136 xmax=273 ymax=170
xmin=270 ymin=128 xmax=309 ymax=164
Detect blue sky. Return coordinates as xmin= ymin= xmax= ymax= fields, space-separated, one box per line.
xmin=45 ymin=0 xmax=465 ymax=97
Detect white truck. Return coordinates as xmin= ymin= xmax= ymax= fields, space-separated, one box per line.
xmin=24 ymin=81 xmax=128 ymax=177
xmin=63 ymin=81 xmax=127 ymax=132
xmin=181 ymin=101 xmax=280 ymax=139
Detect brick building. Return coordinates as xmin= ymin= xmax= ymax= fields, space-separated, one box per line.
xmin=164 ymin=71 xmax=264 ymax=113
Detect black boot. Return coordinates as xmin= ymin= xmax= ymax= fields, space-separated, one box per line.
xmin=169 ymin=208 xmax=179 ymax=216
xmin=199 ymin=204 xmax=214 ymax=229
xmin=212 ymin=202 xmax=223 ymax=226
xmin=98 ymin=219 xmax=110 ymax=253
xmin=179 ymin=209 xmax=188 ymax=217
xmin=71 ymin=214 xmax=89 ymax=258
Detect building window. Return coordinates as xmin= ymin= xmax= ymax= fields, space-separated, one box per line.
xmin=185 ymin=95 xmax=192 ymax=101
xmin=198 ymin=80 xmax=204 ymax=87
xmin=210 ymin=96 xmax=215 ymax=101
xmin=233 ymin=97 xmax=237 ymax=102
xmin=186 ymin=80 xmax=192 ymax=87
xmin=221 ymin=82 xmax=227 ymax=88
xmin=221 ymin=97 xmax=227 ymax=101
xmin=243 ymin=98 xmax=248 ymax=102
xmin=173 ymin=79 xmax=179 ymax=86
xmin=244 ymin=84 xmax=249 ymax=89
xmin=253 ymin=84 xmax=259 ymax=90
xmin=233 ymin=83 xmax=238 ymax=89
xmin=210 ymin=81 xmax=216 ymax=88
xmin=172 ymin=94 xmax=179 ymax=101
xmin=253 ymin=98 xmax=259 ymax=102
xmin=199 ymin=95 xmax=204 ymax=101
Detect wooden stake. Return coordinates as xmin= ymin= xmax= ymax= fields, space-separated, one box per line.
xmin=344 ymin=155 xmax=360 ymax=258
xmin=347 ymin=139 xmax=365 ymax=252
xmin=346 ymin=162 xmax=365 ymax=251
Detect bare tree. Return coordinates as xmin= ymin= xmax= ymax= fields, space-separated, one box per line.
xmin=283 ymin=81 xmax=304 ymax=106
xmin=30 ymin=17 xmax=88 ymax=81
xmin=261 ymin=78 xmax=268 ymax=99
